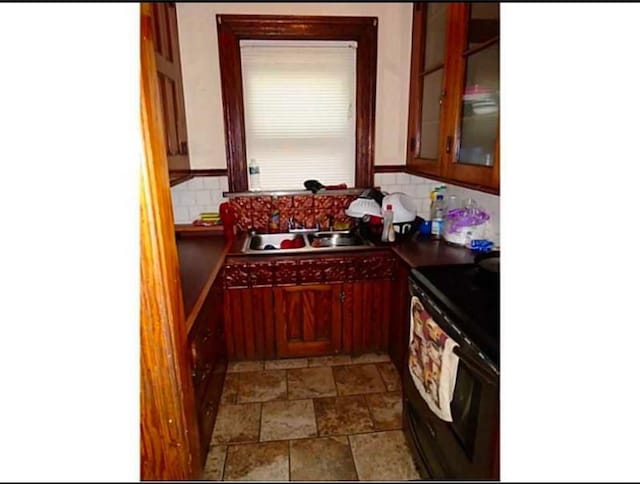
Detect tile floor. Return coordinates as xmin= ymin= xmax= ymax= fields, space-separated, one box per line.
xmin=202 ymin=353 xmax=421 ymax=481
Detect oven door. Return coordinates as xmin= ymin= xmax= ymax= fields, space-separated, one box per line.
xmin=404 ymin=276 xmax=499 ymax=480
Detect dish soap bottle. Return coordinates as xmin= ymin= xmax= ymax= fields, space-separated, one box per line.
xmin=248 ymin=158 xmax=261 ymax=191
xmin=381 ymin=204 xmax=395 ymax=243
xmin=430 ymin=194 xmax=446 ymax=239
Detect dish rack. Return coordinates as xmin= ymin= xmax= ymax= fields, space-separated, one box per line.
xmin=345 ymin=198 xmax=382 ymax=218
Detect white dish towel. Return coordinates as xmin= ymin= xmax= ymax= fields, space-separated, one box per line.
xmin=408 ymin=296 xmax=460 ymax=422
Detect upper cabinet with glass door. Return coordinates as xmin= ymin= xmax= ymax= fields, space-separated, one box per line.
xmin=406 ymin=3 xmax=500 ymax=193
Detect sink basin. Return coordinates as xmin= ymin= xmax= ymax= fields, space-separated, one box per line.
xmin=242 ymin=230 xmax=371 ymax=254
xmin=307 ymin=231 xmax=366 ymax=248
xmin=248 ymin=233 xmax=306 ymax=250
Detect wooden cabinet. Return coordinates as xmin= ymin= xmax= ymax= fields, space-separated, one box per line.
xmin=222 ymin=251 xmax=397 ymax=360
xmin=223 ymin=286 xmax=276 ymax=360
xmin=274 ymin=284 xmax=342 ymax=358
xmin=343 ymin=279 xmax=392 ymax=355
xmin=187 ymin=274 xmax=226 ymax=465
xmin=148 ymin=2 xmax=190 ymax=182
xmin=406 ymin=2 xmax=500 ymax=193
xmin=388 ymin=262 xmax=410 ymax=374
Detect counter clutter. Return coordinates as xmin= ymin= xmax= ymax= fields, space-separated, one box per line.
xmin=176 ymin=226 xmax=477 ymax=327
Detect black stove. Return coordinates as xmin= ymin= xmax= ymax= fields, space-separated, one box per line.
xmin=411 ymin=263 xmax=499 ymax=367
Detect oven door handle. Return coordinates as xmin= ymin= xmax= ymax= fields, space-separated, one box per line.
xmin=453 ymin=346 xmax=498 ymax=386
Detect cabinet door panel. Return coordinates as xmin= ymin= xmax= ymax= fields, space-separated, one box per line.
xmin=424 ymin=2 xmax=448 ymax=69
xmin=274 ymin=284 xmax=341 ymax=358
xmin=389 ymin=264 xmax=410 ymax=373
xmin=150 ymin=2 xmax=189 ymax=172
xmin=349 ymin=280 xmax=392 ymax=356
xmin=456 ymin=43 xmax=499 ymax=167
xmin=283 ymin=291 xmax=302 ymax=341
xmin=224 ymin=287 xmax=275 ymax=360
xmin=419 ymin=68 xmax=445 ymax=160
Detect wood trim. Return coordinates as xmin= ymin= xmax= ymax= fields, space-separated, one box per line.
xmin=170 ymin=173 xmax=194 ymax=187
xmin=171 ymin=168 xmax=229 ymax=177
xmin=217 ymin=14 xmax=378 ymax=192
xmin=375 ymin=164 xmax=499 ymax=196
xmin=140 ymin=4 xmax=200 ymax=479
xmin=174 ymin=224 xmax=224 ymax=233
xmin=405 ymin=3 xmax=441 ymax=176
xmin=374 ymin=165 xmax=407 ymax=173
xmin=170 ymin=169 xmax=229 ymax=187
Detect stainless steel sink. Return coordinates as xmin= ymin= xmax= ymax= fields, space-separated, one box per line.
xmin=248 ymin=233 xmax=306 ymax=251
xmin=307 ymin=231 xmax=367 ymax=248
xmin=242 ymin=230 xmax=371 ymax=254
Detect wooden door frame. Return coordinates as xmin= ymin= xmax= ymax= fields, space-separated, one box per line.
xmin=140 ymin=3 xmax=200 ymax=480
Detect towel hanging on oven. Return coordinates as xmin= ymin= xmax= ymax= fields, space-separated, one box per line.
xmin=408 ymin=296 xmax=460 ymax=422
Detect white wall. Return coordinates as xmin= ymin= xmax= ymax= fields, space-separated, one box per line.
xmin=176 ymin=2 xmax=413 ymax=169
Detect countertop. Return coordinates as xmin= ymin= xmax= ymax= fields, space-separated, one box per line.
xmin=176 ymin=230 xmax=229 ymax=330
xmin=390 ymin=234 xmax=477 ymax=268
xmin=175 ymin=229 xmax=476 ymax=330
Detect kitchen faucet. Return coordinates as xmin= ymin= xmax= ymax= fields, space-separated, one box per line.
xmin=287 ymin=216 xmax=319 ymax=233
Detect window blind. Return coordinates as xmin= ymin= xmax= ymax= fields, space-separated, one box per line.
xmin=240 ymin=40 xmax=357 ymax=190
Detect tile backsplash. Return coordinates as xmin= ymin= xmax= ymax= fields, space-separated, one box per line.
xmin=171 ymin=173 xmax=499 ymax=245
xmin=170 ymin=176 xmax=228 ymax=224
xmin=374 ymin=173 xmax=500 ymax=245
xmin=228 ymin=193 xmax=358 ymax=233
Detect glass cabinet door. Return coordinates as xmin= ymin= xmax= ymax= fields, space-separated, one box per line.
xmin=406 ymin=2 xmax=500 ymax=193
xmin=454 ymin=3 xmax=500 ymax=168
xmin=419 ymin=3 xmax=447 ymax=160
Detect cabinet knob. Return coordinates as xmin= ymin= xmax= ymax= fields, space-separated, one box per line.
xmin=180 ymin=141 xmax=189 ymax=155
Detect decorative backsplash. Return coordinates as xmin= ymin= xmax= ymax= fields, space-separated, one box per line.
xmin=170 ymin=174 xmax=499 ymax=243
xmin=229 ymin=193 xmax=359 ymax=233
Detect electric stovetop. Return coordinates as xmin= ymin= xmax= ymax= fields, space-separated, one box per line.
xmin=411 ymin=263 xmax=500 ymax=367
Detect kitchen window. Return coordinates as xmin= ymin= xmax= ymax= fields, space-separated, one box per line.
xmin=217 ymin=15 xmax=378 ymax=192
xmin=240 ymin=40 xmax=356 ymax=191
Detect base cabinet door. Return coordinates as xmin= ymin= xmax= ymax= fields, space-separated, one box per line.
xmin=187 ymin=274 xmax=226 ymax=465
xmin=343 ymin=279 xmax=392 ymax=356
xmin=223 ymin=287 xmax=276 ymax=361
xmin=274 ymin=284 xmax=342 ymax=358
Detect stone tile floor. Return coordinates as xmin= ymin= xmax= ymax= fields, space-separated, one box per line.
xmin=203 ymin=353 xmax=421 ymax=481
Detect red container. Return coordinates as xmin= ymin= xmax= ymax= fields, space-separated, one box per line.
xmin=219 ymin=202 xmax=236 ymax=241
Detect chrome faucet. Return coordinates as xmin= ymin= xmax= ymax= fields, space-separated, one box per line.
xmin=287 ymin=216 xmax=319 ymax=233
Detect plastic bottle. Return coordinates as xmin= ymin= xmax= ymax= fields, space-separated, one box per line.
xmin=430 ymin=194 xmax=446 ymax=239
xmin=248 ymin=158 xmax=261 ymax=191
xmin=381 ymin=204 xmax=395 ymax=243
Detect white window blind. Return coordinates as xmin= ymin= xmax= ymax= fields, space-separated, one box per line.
xmin=240 ymin=40 xmax=356 ymax=190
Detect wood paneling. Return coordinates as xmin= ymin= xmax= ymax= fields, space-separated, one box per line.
xmin=348 ymin=280 xmax=391 ymax=356
xmin=274 ymin=284 xmax=342 ymax=358
xmin=217 ymin=14 xmax=378 ymax=192
xmin=140 ymin=4 xmax=199 ymax=478
xmin=224 ymin=287 xmax=276 ymax=360
xmin=388 ymin=263 xmax=410 ymax=374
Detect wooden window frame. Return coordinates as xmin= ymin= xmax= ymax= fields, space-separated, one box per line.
xmin=217 ymin=14 xmax=378 ymax=192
